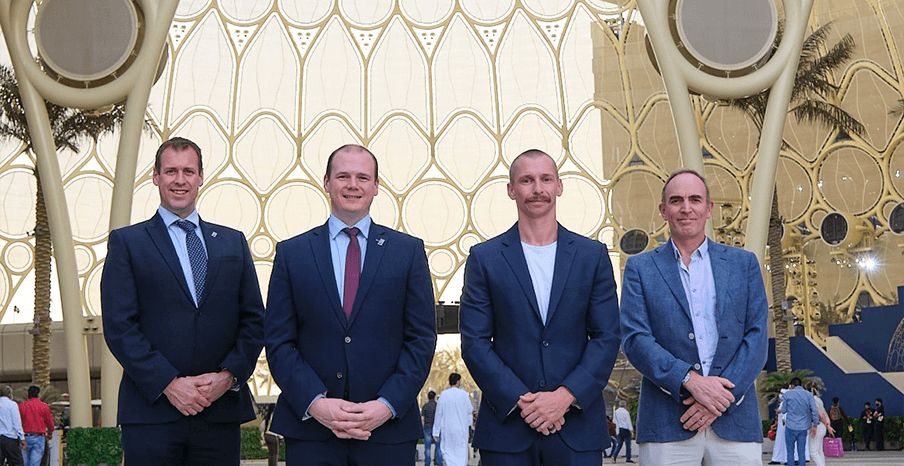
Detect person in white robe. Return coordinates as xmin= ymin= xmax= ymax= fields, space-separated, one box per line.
xmin=434 ymin=373 xmax=473 ymax=466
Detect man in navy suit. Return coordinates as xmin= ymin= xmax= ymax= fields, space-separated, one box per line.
xmin=264 ymin=144 xmax=436 ymax=465
xmin=459 ymin=149 xmax=621 ymax=465
xmin=102 ymin=137 xmax=265 ymax=465
xmin=620 ymin=169 xmax=768 ymax=465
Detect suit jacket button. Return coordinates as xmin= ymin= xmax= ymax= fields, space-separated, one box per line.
xmin=694 ymin=363 xmax=701 ymax=370
xmin=344 ymin=336 xmax=352 ymax=344
xmin=336 ymin=372 xmax=343 ymax=379
xmin=542 ymin=341 xmax=549 ymax=347
xmin=539 ymin=380 xmax=546 ymax=388
xmin=688 ymin=333 xmax=695 ymax=340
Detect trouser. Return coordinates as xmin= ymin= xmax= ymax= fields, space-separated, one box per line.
xmin=785 ymin=428 xmax=808 ymax=466
xmin=23 ymin=435 xmax=45 ymax=466
xmin=612 ymin=428 xmax=632 ymax=459
xmin=0 ymin=435 xmax=24 ymax=466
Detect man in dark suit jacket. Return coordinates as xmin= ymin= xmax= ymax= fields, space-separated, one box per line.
xmin=459 ymin=149 xmax=621 ymax=465
xmin=264 ymin=144 xmax=436 ymax=465
xmin=101 ymin=137 xmax=265 ymax=465
xmin=620 ymin=169 xmax=768 ymax=465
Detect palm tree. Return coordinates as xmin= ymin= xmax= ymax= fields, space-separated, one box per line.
xmin=0 ymin=64 xmax=125 ymax=388
xmin=728 ymin=23 xmax=864 ymax=373
xmin=760 ymin=369 xmax=825 ymax=406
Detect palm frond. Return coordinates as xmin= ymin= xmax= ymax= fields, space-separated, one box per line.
xmin=790 ymin=100 xmax=865 ymax=137
xmin=0 ymin=63 xmax=127 ymax=152
xmin=890 ymin=99 xmax=904 ymax=117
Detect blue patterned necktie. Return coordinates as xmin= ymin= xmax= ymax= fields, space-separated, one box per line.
xmin=175 ymin=219 xmax=207 ymax=301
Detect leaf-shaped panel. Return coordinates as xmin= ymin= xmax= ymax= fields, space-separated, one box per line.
xmin=436 ymin=115 xmax=497 ymax=192
xmin=497 ymin=12 xmax=561 ymax=127
xmin=303 ymin=18 xmax=363 ymax=131
xmin=170 ymin=12 xmax=235 ymax=127
xmin=369 ymin=19 xmax=429 ymax=132
xmin=402 ymin=182 xmax=467 ymax=246
xmin=560 ymin=5 xmax=598 ymax=126
xmin=502 ymin=112 xmax=563 ymax=166
xmin=370 ymin=117 xmax=430 ymax=193
xmin=237 ymin=16 xmax=299 ymax=131
xmin=400 ymin=0 xmax=454 ymax=26
xmin=65 ymin=175 xmax=113 ymax=242
xmin=235 ymin=117 xmax=297 ymax=192
xmin=433 ymin=15 xmax=495 ymax=129
xmin=301 ymin=118 xmax=359 ymax=182
xmin=818 ymin=147 xmax=882 ymax=214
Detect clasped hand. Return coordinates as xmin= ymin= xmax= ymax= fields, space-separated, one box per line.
xmin=163 ymin=370 xmax=234 ymax=416
xmin=518 ymin=386 xmax=573 ymax=436
xmin=309 ymin=398 xmax=392 ymax=440
xmin=680 ymin=373 xmax=735 ymax=432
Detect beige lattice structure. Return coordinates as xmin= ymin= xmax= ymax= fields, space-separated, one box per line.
xmin=0 ymin=0 xmax=902 ymax=403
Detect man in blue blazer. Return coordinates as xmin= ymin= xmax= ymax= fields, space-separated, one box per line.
xmin=265 ymin=144 xmax=436 ymax=465
xmin=620 ymin=169 xmax=768 ymax=465
xmin=102 ymin=137 xmax=265 ymax=465
xmin=460 ymin=150 xmax=621 ymax=465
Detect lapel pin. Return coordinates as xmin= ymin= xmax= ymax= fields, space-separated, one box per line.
xmin=211 ymin=231 xmax=217 ymax=238
xmin=377 ymin=238 xmax=385 ymax=246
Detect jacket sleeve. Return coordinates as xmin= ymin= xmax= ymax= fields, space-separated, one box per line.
xmin=216 ymin=232 xmax=265 ymax=383
xmin=712 ymin=251 xmax=769 ymax=413
xmin=460 ymin=249 xmax=532 ymax=422
xmin=559 ymin=243 xmax=620 ymax=410
xmin=374 ymin=238 xmax=437 ymax=419
xmin=619 ymin=256 xmax=694 ymax=404
xmin=264 ymin=241 xmax=331 ymax=419
xmin=101 ymin=229 xmax=181 ymax=402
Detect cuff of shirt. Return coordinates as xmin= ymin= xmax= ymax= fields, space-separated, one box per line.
xmin=303 ymin=393 xmax=327 ymax=421
xmin=378 ymin=397 xmax=397 ymax=418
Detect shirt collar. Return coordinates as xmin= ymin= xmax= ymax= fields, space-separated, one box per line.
xmin=158 ymin=205 xmax=200 ymax=229
xmin=669 ymin=237 xmax=709 ymax=263
xmin=328 ymin=213 xmax=371 ymax=241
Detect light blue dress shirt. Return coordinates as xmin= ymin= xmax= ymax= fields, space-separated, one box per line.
xmin=671 ymin=239 xmax=718 ymax=376
xmin=0 ymin=396 xmax=23 ymax=441
xmin=158 ymin=206 xmax=207 ymax=307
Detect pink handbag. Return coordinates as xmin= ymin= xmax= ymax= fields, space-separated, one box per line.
xmin=823 ymin=436 xmax=844 ymax=458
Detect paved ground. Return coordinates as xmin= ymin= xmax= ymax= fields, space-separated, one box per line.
xmin=242 ymin=449 xmax=904 ymax=465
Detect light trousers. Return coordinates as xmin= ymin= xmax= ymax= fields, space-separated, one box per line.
xmin=808 ymin=423 xmax=827 ymax=466
xmin=638 ymin=427 xmax=761 ymax=466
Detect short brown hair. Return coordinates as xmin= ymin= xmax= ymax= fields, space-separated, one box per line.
xmin=154 ymin=137 xmax=203 ymax=173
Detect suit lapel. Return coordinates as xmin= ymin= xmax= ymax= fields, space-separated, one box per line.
xmin=197 ymin=220 xmax=220 ymax=306
xmin=651 ymin=241 xmax=691 ymax=319
xmin=708 ymin=240 xmax=732 ymax=324
xmin=348 ymin=223 xmax=387 ymax=325
xmin=500 ymin=224 xmax=542 ymax=323
xmin=145 ymin=213 xmax=193 ymax=303
xmin=310 ymin=223 xmax=347 ymax=326
xmin=545 ymin=224 xmax=575 ymax=325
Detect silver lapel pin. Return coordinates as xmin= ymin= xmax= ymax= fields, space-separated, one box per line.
xmin=376 ymin=238 xmax=385 ymax=246
xmin=211 ymin=231 xmax=217 ymax=238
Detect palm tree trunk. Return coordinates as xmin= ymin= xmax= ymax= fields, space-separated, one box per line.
xmin=32 ymin=167 xmax=52 ymax=387
xmin=769 ymin=185 xmax=792 ymax=373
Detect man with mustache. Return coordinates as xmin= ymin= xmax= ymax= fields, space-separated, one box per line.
xmin=620 ymin=169 xmax=768 ymax=465
xmin=460 ymin=149 xmax=620 ymax=465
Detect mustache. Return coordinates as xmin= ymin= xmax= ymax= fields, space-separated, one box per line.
xmin=526 ymin=195 xmax=551 ymax=202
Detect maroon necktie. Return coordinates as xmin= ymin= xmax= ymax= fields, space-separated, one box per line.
xmin=343 ymin=227 xmax=360 ymax=319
